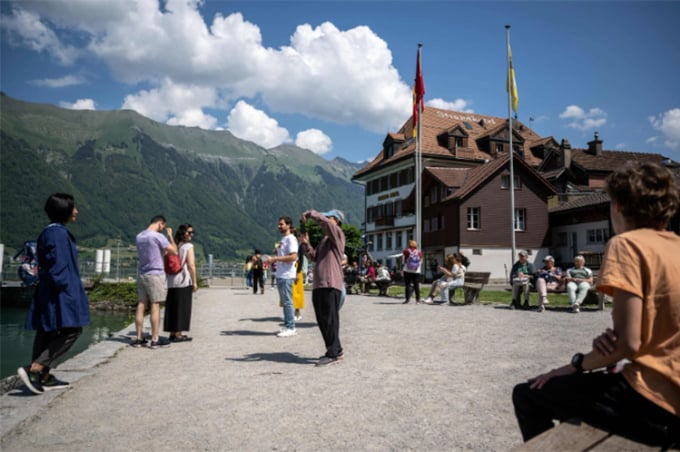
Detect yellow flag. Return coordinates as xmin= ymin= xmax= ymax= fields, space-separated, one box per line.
xmin=507 ymin=42 xmax=519 ymax=112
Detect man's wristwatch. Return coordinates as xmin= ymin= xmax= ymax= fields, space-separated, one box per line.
xmin=571 ymin=352 xmax=585 ymax=373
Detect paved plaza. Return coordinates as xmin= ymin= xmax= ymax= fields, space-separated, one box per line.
xmin=1 ymin=286 xmax=611 ymax=451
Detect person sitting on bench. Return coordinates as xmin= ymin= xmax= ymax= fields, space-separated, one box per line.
xmin=510 ymin=250 xmax=535 ymax=310
xmin=423 ymin=253 xmax=465 ymax=304
xmin=565 ymin=255 xmax=593 ymax=313
xmin=534 ymin=255 xmax=563 ymax=312
xmin=375 ymin=262 xmax=392 ymax=296
xmin=512 ymin=162 xmax=680 ymax=449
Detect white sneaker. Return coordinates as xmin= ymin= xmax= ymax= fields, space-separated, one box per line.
xmin=423 ymin=297 xmax=433 ymax=304
xmin=538 ymin=304 xmax=545 ymax=312
xmin=572 ymin=304 xmax=580 ymax=313
xmin=276 ymin=328 xmax=297 ymax=337
xmin=294 ymin=315 xmax=302 ymax=321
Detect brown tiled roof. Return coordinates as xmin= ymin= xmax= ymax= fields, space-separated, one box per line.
xmin=442 ymin=153 xmax=556 ymax=201
xmin=353 ymin=106 xmax=547 ymax=179
xmin=571 ymin=149 xmax=670 ymax=172
xmin=549 ymin=192 xmax=610 ymax=213
xmin=425 ymin=167 xmax=468 ymax=188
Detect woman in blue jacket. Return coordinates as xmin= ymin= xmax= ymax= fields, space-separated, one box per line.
xmin=18 ymin=193 xmax=90 ymax=394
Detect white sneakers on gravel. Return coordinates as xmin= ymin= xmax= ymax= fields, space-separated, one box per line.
xmin=276 ymin=328 xmax=297 ymax=337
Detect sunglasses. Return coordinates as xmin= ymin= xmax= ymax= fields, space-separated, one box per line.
xmin=186 ymin=230 xmax=195 ymax=235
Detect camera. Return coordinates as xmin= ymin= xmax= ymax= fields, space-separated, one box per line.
xmin=299 ymin=220 xmax=306 ymax=234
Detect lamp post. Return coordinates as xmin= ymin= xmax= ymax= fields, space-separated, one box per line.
xmin=116 ymin=238 xmax=121 ymax=282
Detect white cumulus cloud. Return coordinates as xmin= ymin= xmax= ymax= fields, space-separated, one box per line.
xmin=121 ymin=79 xmax=218 ymax=127
xmin=559 ymin=105 xmax=607 ymax=131
xmin=649 ymin=108 xmax=680 ymax=151
xmin=60 ymin=98 xmax=96 ymax=110
xmin=426 ymin=98 xmax=473 ymax=113
xmin=227 ymin=101 xmax=291 ymax=149
xmin=295 ymin=129 xmax=332 ymax=155
xmin=2 ymin=1 xmax=412 ymax=134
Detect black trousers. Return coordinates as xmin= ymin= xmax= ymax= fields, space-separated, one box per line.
xmin=403 ymin=271 xmax=421 ymax=302
xmin=312 ymin=288 xmax=342 ymax=358
xmin=32 ymin=327 xmax=83 ymax=370
xmin=512 ymin=371 xmax=680 ymax=448
xmin=252 ymin=271 xmax=264 ymax=293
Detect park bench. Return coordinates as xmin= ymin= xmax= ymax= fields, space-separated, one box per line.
xmin=506 ymin=276 xmax=607 ymax=310
xmin=512 ymin=418 xmax=664 ymax=451
xmin=449 ymin=271 xmax=491 ymax=304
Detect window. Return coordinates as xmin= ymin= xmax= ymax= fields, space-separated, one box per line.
xmin=514 ymin=208 xmax=526 ymax=231
xmin=467 ymin=207 xmax=481 ymax=230
xmin=496 ymin=143 xmax=504 ymax=153
xmin=386 ymin=231 xmax=393 ymax=250
xmin=376 ymin=234 xmax=383 ymax=251
xmin=431 ymin=216 xmax=439 ymax=231
xmin=395 ymin=231 xmax=403 ymax=249
xmin=431 ymin=186 xmax=438 ymax=203
xmin=455 ymin=137 xmax=464 ymax=147
xmin=501 ymin=174 xmax=522 ymax=189
xmin=439 ymin=214 xmax=445 ymax=229
xmin=424 ymin=219 xmax=430 ymax=233
xmin=587 ymin=228 xmax=610 ymax=244
xmin=368 ymin=235 xmax=375 ymax=252
xmin=472 ymin=249 xmax=482 ymax=256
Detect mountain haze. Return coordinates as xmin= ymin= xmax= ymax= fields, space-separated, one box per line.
xmin=0 ymin=94 xmax=365 ymax=261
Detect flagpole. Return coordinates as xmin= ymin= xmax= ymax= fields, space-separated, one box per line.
xmin=415 ymin=43 xmax=423 ymax=251
xmin=506 ymin=25 xmax=517 ymax=263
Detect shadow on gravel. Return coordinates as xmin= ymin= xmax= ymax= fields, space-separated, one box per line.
xmin=239 ymin=316 xmax=281 ymax=323
xmin=226 ymin=352 xmax=317 ymax=365
xmin=220 ymin=330 xmax=277 ymax=336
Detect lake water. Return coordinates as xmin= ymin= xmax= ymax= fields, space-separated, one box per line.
xmin=1 ymin=306 xmax=133 ymax=379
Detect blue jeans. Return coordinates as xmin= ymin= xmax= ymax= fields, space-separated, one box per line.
xmin=277 ymin=278 xmax=295 ymax=329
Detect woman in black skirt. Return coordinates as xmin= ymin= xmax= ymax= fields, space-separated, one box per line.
xmin=164 ymin=223 xmax=198 ymax=342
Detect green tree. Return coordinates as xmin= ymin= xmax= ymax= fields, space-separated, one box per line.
xmin=302 ymin=219 xmax=362 ymax=260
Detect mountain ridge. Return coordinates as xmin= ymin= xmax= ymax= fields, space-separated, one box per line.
xmin=0 ymin=93 xmax=365 ymax=261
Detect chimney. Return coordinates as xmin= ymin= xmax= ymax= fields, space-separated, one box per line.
xmin=560 ymin=138 xmax=572 ymax=168
xmin=587 ymin=132 xmax=603 ymax=156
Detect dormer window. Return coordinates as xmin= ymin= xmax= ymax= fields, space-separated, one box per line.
xmin=455 ymin=137 xmax=464 ymax=147
xmin=496 ymin=143 xmax=504 ymax=153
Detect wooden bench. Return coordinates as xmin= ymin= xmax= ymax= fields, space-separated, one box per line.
xmin=450 ymin=271 xmax=491 ymax=304
xmin=512 ymin=418 xmax=663 ymax=451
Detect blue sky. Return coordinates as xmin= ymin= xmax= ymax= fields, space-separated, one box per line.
xmin=2 ymin=0 xmax=679 ymax=164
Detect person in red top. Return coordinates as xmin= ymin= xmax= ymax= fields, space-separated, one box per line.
xmin=512 ymin=162 xmax=680 ymax=448
xmin=401 ymin=240 xmax=423 ymax=304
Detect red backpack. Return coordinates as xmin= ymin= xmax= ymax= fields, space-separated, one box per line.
xmin=164 ymin=253 xmax=182 ymax=274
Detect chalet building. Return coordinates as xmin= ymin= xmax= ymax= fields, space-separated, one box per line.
xmin=352 ymin=107 xmax=559 ymax=279
xmin=421 ymin=153 xmax=556 ymax=280
xmin=353 ymin=106 xmax=680 ymax=281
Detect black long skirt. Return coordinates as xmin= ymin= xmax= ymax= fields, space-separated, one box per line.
xmin=163 ymin=286 xmax=193 ymax=332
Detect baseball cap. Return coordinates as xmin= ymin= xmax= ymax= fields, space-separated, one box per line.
xmin=518 ymin=250 xmax=528 ymax=257
xmin=322 ymin=209 xmax=345 ymax=225
xmin=543 ymin=255 xmax=554 ymax=262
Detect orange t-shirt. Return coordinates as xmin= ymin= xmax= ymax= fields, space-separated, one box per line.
xmin=597 ymin=228 xmax=680 ymax=416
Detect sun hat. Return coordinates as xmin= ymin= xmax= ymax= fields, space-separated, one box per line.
xmin=322 ymin=209 xmax=345 ymax=225
xmin=543 ymin=255 xmax=554 ymax=262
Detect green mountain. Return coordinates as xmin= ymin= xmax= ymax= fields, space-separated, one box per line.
xmin=0 ymin=93 xmax=365 ymax=261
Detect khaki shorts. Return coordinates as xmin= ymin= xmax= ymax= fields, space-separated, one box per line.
xmin=137 ymin=274 xmax=167 ymax=303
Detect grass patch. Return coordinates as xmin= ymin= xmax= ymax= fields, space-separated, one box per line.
xmin=365 ymin=285 xmax=574 ymax=307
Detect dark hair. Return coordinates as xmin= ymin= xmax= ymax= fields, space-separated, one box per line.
xmin=149 ymin=215 xmax=166 ymax=225
xmin=279 ymin=216 xmax=293 ymax=226
xmin=605 ymin=162 xmax=680 ymax=230
xmin=174 ymin=223 xmax=192 ymax=244
xmin=44 ymin=193 xmax=75 ymax=223
xmin=254 ymin=249 xmax=261 ymax=255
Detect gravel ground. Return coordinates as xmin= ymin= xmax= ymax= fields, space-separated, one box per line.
xmin=1 ymin=286 xmax=611 ymax=451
